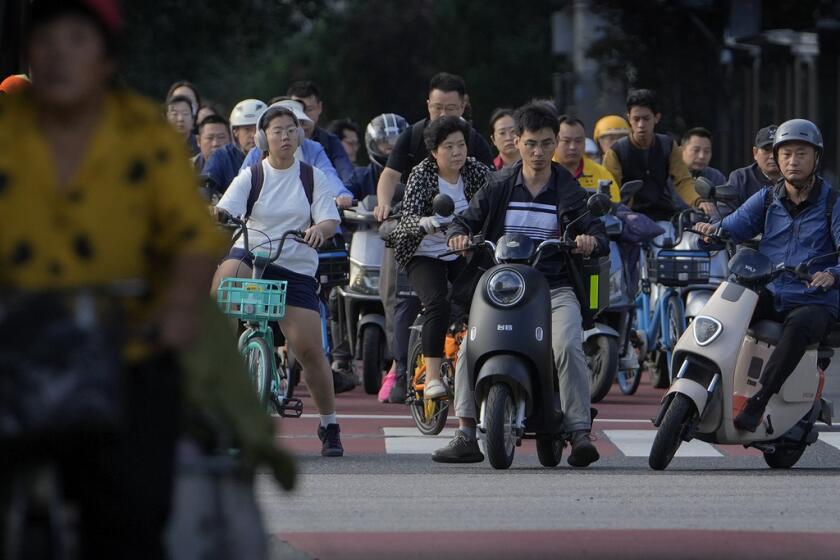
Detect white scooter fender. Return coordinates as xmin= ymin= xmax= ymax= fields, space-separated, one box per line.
xmin=660 ymin=281 xmax=759 ymax=421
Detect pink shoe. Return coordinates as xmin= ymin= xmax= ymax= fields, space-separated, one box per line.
xmin=378 ymin=369 xmax=397 ymax=402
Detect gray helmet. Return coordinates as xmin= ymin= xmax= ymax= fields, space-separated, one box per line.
xmin=366 ymin=113 xmax=408 ymax=165
xmin=773 ymin=119 xmax=823 ymax=156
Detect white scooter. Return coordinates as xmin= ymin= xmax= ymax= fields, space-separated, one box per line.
xmin=649 ymin=242 xmax=840 ymax=470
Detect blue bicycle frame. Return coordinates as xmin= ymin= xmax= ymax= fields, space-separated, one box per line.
xmin=635 ymin=246 xmax=688 ymax=383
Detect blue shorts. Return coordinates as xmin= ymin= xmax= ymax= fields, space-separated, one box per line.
xmin=225 ymin=248 xmax=319 ymax=312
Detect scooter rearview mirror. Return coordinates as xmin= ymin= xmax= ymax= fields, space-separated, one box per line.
xmin=713 ymin=185 xmax=738 ymax=199
xmin=587 ymin=192 xmax=612 ymax=218
xmin=597 ymin=179 xmax=612 ymax=196
xmin=694 ymin=176 xmax=714 ymax=199
xmin=433 ymin=193 xmax=455 ymax=217
xmin=619 ymin=180 xmax=643 ymax=199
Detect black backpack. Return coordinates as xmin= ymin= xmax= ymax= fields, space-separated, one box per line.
xmin=244 ymin=161 xmax=315 ymax=222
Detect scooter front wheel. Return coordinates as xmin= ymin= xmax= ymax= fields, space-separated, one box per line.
xmin=649 ymin=393 xmax=696 ymax=470
xmin=484 ymin=384 xmax=517 ymax=470
xmin=617 ymin=368 xmax=641 ymax=395
xmin=585 ymin=335 xmax=619 ymax=403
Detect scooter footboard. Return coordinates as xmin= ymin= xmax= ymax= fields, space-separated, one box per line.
xmin=475 ymin=354 xmax=534 ymax=414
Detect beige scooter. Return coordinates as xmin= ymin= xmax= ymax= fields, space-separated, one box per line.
xmin=649 ymin=244 xmax=840 ymax=470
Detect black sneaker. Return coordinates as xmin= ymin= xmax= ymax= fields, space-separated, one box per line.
xmin=734 ymin=396 xmax=768 ymax=433
xmin=332 ymin=369 xmax=357 ymax=395
xmin=432 ymin=430 xmax=484 ymax=463
xmin=318 ymin=424 xmax=344 ymax=457
xmin=567 ymin=430 xmax=600 ymax=467
xmin=387 ymin=373 xmax=407 ymax=404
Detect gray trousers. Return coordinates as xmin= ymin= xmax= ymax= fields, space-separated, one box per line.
xmin=453 ymin=287 xmax=592 ymax=433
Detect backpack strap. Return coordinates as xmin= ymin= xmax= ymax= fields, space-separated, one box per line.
xmin=244 ymin=162 xmax=265 ymax=221
xmin=657 ymin=133 xmax=673 ymax=162
xmin=244 ymin=161 xmax=315 ymax=223
xmin=826 ymin=186 xmax=838 ymax=249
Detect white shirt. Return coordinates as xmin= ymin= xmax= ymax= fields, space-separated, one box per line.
xmin=217 ymin=158 xmax=340 ymax=276
xmin=414 ymin=176 xmax=468 ymax=261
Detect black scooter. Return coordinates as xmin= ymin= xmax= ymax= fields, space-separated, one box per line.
xmin=440 ymin=193 xmax=612 ymax=469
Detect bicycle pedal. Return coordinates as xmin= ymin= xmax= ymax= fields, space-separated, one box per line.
xmin=280 ymin=398 xmax=304 ymax=418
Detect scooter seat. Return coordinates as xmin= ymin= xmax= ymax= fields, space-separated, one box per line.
xmin=747 ymin=320 xmax=783 ymax=346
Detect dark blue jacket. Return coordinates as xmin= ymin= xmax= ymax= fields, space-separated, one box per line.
xmin=721 ymin=179 xmax=840 ymax=317
xmin=722 ymin=163 xmax=775 ymax=209
xmin=345 ymin=161 xmax=383 ymax=200
xmin=312 ymin=127 xmax=355 ymax=184
xmin=203 ymin=143 xmax=246 ymax=192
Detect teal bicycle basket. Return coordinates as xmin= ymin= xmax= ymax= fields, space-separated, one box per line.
xmin=217 ymin=278 xmax=288 ymax=322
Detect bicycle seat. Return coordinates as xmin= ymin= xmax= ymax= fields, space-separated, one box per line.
xmin=747 ymin=320 xmax=783 ymax=346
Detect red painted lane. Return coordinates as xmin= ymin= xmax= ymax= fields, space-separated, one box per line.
xmin=277 ymin=529 xmax=840 ymax=560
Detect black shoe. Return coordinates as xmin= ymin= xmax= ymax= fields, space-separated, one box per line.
xmin=734 ymin=396 xmax=768 ymax=433
xmin=317 ymin=423 xmax=344 ymax=457
xmin=431 ymin=430 xmax=484 ymax=463
xmin=567 ymin=431 xmax=600 ymax=467
xmin=387 ymin=373 xmax=407 ymax=404
xmin=332 ymin=369 xmax=357 ymax=395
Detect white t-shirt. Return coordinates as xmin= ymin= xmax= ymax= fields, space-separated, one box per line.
xmin=217 ymin=158 xmax=340 ymax=276
xmin=414 ymin=176 xmax=468 ymax=261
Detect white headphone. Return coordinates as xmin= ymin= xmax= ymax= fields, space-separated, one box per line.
xmin=255 ymin=106 xmax=305 ymax=152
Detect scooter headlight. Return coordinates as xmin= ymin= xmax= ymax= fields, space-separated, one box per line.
xmin=349 ymin=262 xmax=380 ymax=295
xmin=693 ymin=315 xmax=722 ymax=346
xmin=486 ymin=269 xmax=525 ymax=307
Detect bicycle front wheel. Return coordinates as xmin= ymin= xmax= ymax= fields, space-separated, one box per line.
xmin=243 ymin=336 xmax=273 ymax=405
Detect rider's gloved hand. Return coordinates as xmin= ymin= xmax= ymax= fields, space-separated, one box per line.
xmin=418 ymin=216 xmax=441 ymax=234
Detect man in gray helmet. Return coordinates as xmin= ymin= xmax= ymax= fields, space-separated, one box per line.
xmin=695 ymin=119 xmax=840 ymax=432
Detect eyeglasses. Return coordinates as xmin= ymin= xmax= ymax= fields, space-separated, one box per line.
xmin=167 ymin=109 xmax=192 ymax=120
xmin=269 ymin=127 xmax=300 ymax=138
xmin=429 ymin=103 xmax=462 ymax=113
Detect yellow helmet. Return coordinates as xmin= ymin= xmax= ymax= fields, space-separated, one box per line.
xmin=594 ymin=115 xmax=631 ymax=142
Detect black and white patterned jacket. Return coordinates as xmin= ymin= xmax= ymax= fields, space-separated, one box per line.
xmin=387 ymin=156 xmax=489 ymax=266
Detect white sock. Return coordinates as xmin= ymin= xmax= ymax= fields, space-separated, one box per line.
xmin=320 ymin=413 xmax=337 ymax=428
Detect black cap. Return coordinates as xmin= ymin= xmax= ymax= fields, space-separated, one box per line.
xmin=754 ymin=125 xmax=777 ymax=149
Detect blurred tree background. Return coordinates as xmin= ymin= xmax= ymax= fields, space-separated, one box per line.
xmin=4 ymin=0 xmax=835 ymax=170
xmin=119 ymin=0 xmax=562 ymax=142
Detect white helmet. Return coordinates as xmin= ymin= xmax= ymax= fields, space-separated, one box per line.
xmin=584 ymin=137 xmax=599 ymax=158
xmin=229 ymin=99 xmax=266 ymax=128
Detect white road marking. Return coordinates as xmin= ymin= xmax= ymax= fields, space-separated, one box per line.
xmin=382 ymin=427 xmax=456 ymax=454
xmin=300 ymin=413 xmax=648 ymax=423
xmin=819 ymin=432 xmax=840 ymax=450
xmin=604 ymin=429 xmax=723 ymax=457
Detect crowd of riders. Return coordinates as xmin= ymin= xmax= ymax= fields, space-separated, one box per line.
xmin=4 ymin=2 xmax=840 ymax=557
xmin=129 ymin=68 xmax=835 ymax=465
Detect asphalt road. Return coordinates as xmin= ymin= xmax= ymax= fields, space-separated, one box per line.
xmin=257 ymin=369 xmax=840 ymax=559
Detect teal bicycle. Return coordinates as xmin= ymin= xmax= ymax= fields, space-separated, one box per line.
xmin=216 ymin=214 xmax=304 ymax=417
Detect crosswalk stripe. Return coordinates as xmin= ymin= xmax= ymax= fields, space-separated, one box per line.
xmin=383 ymin=427 xmax=456 ymax=455
xmin=603 ymin=429 xmax=723 ymax=457
xmin=819 ymin=432 xmax=840 ymax=450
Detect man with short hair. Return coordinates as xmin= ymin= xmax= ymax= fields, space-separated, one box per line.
xmin=553 ymin=115 xmax=620 ymax=202
xmin=329 ymin=119 xmax=362 ymax=165
xmin=288 ymin=80 xmax=355 ymax=183
xmin=681 ymin=127 xmax=726 ymax=188
xmin=716 ymin=125 xmax=782 ymax=213
xmin=602 ymin=89 xmax=706 ymax=220
xmin=203 ymin=98 xmax=266 ymax=193
xmin=432 ymin=103 xmax=608 ymax=467
xmin=373 ymin=72 xmax=494 ymax=221
xmin=193 ymin=114 xmax=230 ymax=173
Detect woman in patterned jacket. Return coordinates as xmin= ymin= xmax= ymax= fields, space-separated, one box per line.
xmin=388 ymin=116 xmax=489 ymax=399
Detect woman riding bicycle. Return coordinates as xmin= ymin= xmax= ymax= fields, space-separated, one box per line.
xmin=388 ymin=116 xmax=489 ymax=399
xmin=213 ymin=104 xmax=345 ymax=457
